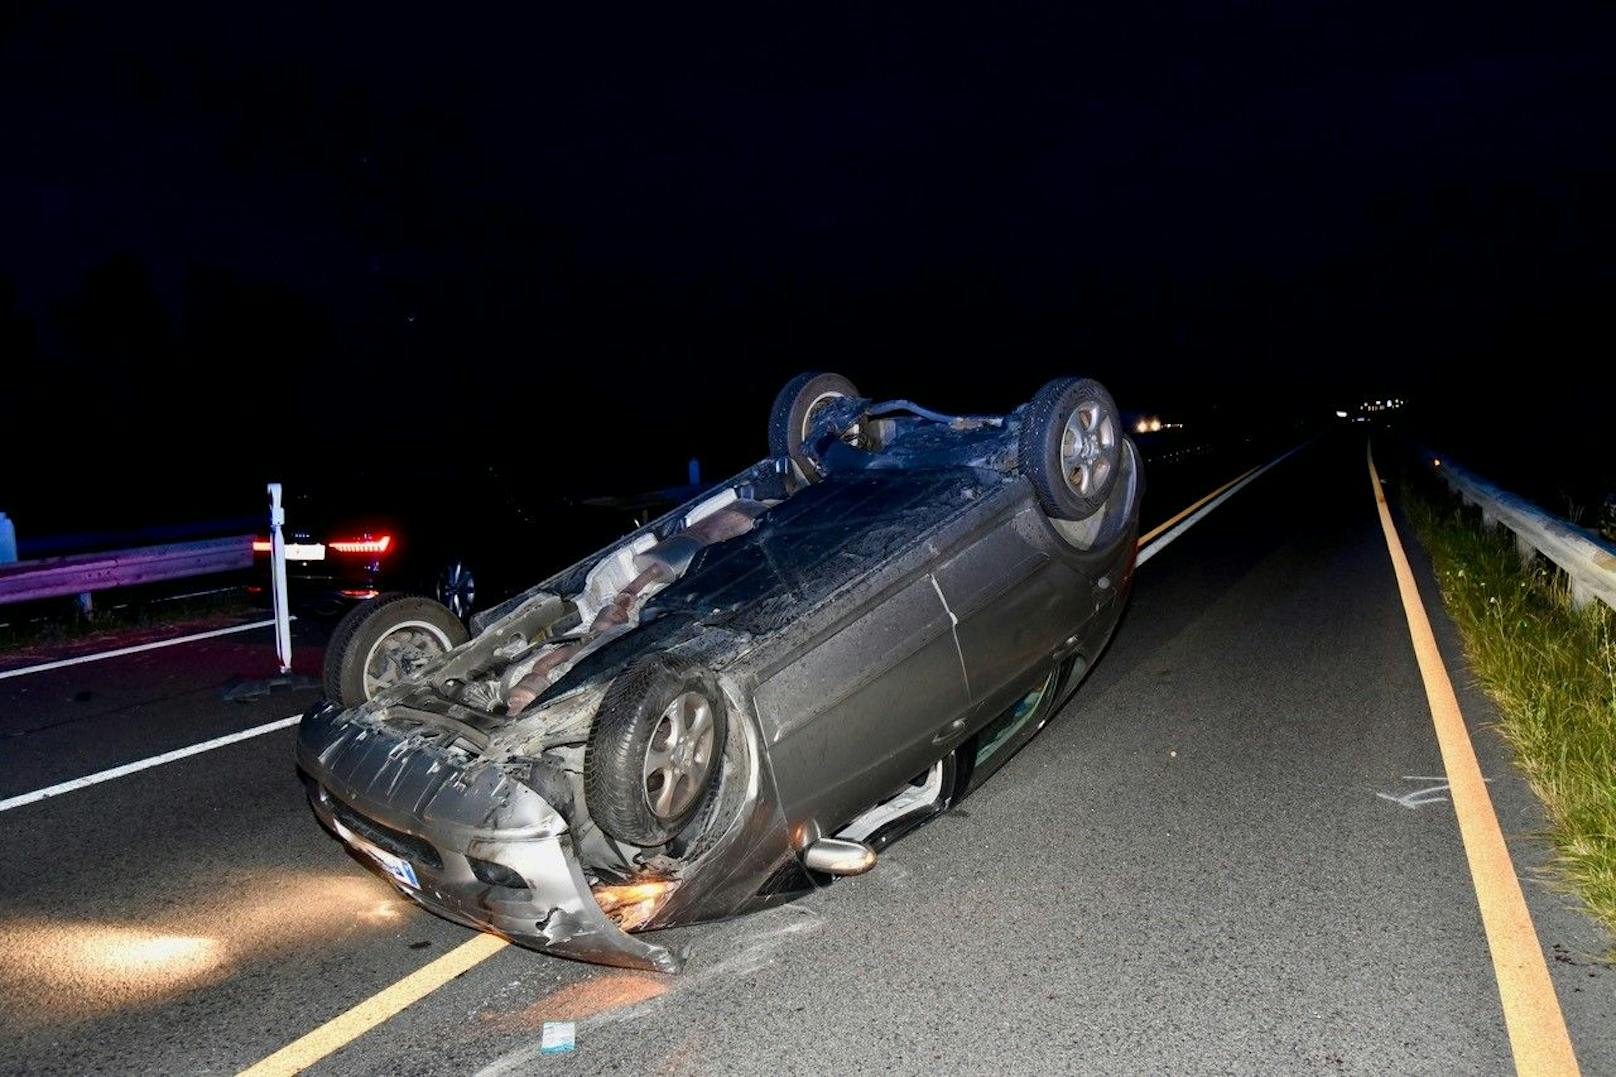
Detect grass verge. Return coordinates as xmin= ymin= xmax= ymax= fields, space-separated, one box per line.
xmin=1403 ymin=476 xmax=1616 ymax=946
xmin=0 ymin=589 xmax=257 ymax=656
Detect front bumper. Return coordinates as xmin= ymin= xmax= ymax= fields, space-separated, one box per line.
xmin=296 ymin=703 xmax=682 ymax=973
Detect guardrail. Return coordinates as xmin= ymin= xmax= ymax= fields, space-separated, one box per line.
xmin=1426 ymin=451 xmax=1616 ymax=612
xmin=0 ymin=484 xmax=292 ymax=672
xmin=0 ymin=536 xmax=256 ymax=606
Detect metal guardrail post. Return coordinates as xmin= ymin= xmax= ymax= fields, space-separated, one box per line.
xmin=268 ymin=483 xmax=292 ymax=673
xmin=1513 ymin=532 xmax=1536 ymax=568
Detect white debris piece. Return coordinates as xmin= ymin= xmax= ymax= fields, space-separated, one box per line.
xmin=541 ymin=1021 xmax=576 ymax=1054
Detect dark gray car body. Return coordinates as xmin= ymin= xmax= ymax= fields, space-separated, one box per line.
xmin=297 ymin=399 xmax=1141 ymax=972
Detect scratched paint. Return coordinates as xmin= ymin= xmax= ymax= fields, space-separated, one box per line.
xmin=927 ymin=572 xmax=972 ymax=701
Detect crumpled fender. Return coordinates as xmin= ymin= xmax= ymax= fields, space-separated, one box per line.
xmin=297 ymin=702 xmax=683 ymax=973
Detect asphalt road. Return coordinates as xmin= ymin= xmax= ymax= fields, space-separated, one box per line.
xmin=2 ymin=431 xmax=1611 ymax=1075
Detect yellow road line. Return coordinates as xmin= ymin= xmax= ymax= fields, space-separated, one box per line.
xmin=1367 ymin=445 xmax=1578 ymax=1076
xmin=238 ymin=933 xmax=509 ymax=1077
xmin=1138 ymin=464 xmax=1261 ymax=547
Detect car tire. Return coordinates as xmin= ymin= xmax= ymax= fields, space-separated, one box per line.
xmin=585 ymin=654 xmax=730 ymax=846
xmin=322 ymin=592 xmax=468 ymax=707
xmin=1019 ymin=376 xmax=1122 ymax=520
xmin=768 ymin=371 xmax=860 ymax=481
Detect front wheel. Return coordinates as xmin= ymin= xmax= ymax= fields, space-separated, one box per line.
xmin=585 ymin=655 xmax=729 ymax=846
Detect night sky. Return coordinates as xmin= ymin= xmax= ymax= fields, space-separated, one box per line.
xmin=4 ymin=3 xmax=1613 ymax=530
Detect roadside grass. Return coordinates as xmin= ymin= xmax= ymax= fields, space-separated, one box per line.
xmin=0 ymin=588 xmax=257 ymax=656
xmin=1403 ymin=480 xmax=1616 ymax=946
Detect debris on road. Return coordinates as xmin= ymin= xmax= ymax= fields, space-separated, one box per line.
xmin=541 ymin=1021 xmax=575 ymax=1054
xmin=221 ymin=672 xmax=317 ymax=703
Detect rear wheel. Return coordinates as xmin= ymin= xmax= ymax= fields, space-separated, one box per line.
xmin=323 ymin=593 xmax=468 ymax=706
xmin=767 ymin=371 xmax=861 ymax=481
xmin=1019 ymin=376 xmax=1122 ymax=520
xmin=436 ymin=559 xmax=477 ymax=620
xmin=585 ymin=655 xmax=729 ymax=846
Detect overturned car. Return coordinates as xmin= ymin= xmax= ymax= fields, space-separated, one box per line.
xmin=296 ymin=372 xmax=1141 ymax=972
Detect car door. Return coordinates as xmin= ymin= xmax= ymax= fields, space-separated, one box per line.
xmin=934 ymin=499 xmax=1096 ymax=728
xmin=752 ymin=567 xmax=971 ymax=831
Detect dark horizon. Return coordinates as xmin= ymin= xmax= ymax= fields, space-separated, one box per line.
xmin=4 ymin=3 xmax=1613 ymax=530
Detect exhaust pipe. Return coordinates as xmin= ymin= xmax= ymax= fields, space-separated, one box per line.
xmin=802 ymin=837 xmax=877 ymax=876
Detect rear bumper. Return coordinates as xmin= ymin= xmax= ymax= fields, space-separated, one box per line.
xmin=295 ymin=703 xmax=682 ymax=973
xmin=252 ymin=555 xmax=388 ymax=605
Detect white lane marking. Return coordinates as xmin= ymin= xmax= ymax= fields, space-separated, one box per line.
xmin=0 ymin=617 xmax=291 ymax=681
xmin=0 ymin=714 xmax=302 ymax=813
xmin=1136 ymin=442 xmax=1309 ymax=566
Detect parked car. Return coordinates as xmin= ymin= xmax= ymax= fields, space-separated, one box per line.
xmin=296 ymin=372 xmax=1141 ymax=972
xmin=252 ymin=466 xmax=636 ymax=620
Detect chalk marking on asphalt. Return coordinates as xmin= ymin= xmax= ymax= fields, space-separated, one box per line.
xmin=1377 ymin=786 xmax=1450 ymax=809
xmin=1376 ymin=774 xmax=1496 ymax=810
xmin=1368 ymin=444 xmax=1578 ymax=1076
xmin=1136 ymin=441 xmax=1308 ymax=565
xmin=238 ymin=933 xmax=510 ymax=1077
xmin=0 ymin=714 xmax=302 ymax=813
xmin=239 ymin=439 xmax=1313 ymax=1071
xmin=0 ymin=617 xmax=290 ymax=681
xmin=1377 ymin=783 xmax=1453 ymax=810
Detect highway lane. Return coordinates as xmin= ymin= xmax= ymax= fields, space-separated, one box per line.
xmin=0 ymin=617 xmax=326 ymax=800
xmin=2 ymin=431 xmax=1610 ymax=1074
xmin=282 ymin=432 xmax=1613 ymax=1076
xmin=0 ymin=726 xmax=476 ymax=1073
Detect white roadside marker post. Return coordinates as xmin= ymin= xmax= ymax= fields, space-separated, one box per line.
xmin=268 ymin=482 xmax=292 ymax=674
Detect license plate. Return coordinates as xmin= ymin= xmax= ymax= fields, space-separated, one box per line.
xmin=370 ymin=848 xmax=420 ymax=890
xmin=334 ymin=819 xmax=419 ymax=889
xmin=284 ymin=542 xmax=325 ymax=561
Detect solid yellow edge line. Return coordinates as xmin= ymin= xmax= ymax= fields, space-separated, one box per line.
xmin=1367 ymin=444 xmax=1578 ymax=1076
xmin=1137 ymin=463 xmax=1262 ymax=548
xmin=238 ymin=933 xmax=509 ymax=1077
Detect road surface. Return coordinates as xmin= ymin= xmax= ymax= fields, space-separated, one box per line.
xmin=1 ymin=431 xmax=1610 ymax=1075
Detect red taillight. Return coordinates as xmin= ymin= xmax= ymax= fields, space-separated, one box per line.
xmin=329 ymin=534 xmax=393 ymax=555
xmin=252 ymin=539 xmax=272 ymax=553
